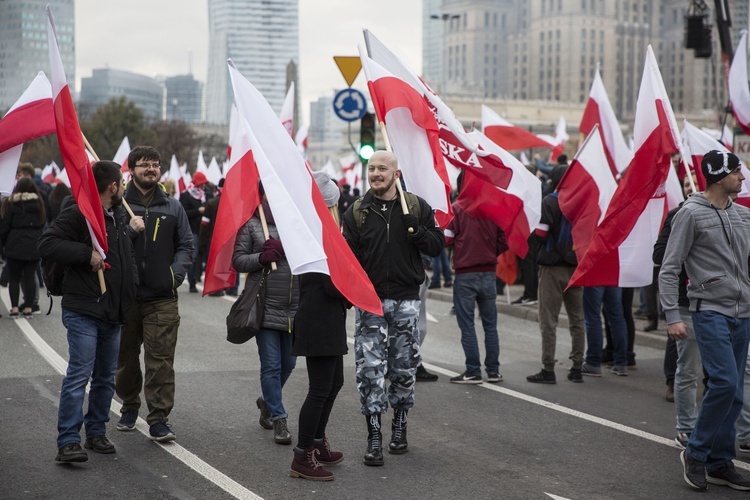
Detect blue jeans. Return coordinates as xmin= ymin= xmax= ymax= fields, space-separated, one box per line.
xmin=256 ymin=328 xmax=296 ymax=420
xmin=430 ymin=250 xmax=452 ymax=286
xmin=57 ymin=308 xmax=121 ymax=448
xmin=688 ymin=311 xmax=750 ymax=470
xmin=187 ymin=232 xmax=200 ymax=285
xmin=453 ymin=272 xmax=499 ymax=376
xmin=583 ymin=287 xmax=628 ymax=367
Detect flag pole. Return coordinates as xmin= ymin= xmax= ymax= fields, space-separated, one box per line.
xmin=377 ymin=121 xmax=414 ymax=233
xmin=81 ymin=133 xmax=137 ymax=219
xmin=257 ymin=204 xmax=278 ymax=271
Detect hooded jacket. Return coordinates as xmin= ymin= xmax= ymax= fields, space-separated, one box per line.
xmin=0 ymin=193 xmax=45 ymax=261
xmin=124 ymin=184 xmax=193 ymax=301
xmin=659 ymin=193 xmax=750 ymax=322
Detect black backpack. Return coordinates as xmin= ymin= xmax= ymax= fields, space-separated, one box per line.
xmin=41 ymin=259 xmax=64 ymax=314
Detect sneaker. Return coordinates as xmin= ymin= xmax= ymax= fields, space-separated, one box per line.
xmin=427 ymin=283 xmax=441 ymax=290
xmin=707 ymin=462 xmax=750 ymax=491
xmin=55 ymin=442 xmax=88 ymax=463
xmin=274 ymin=418 xmax=292 ymax=445
xmin=521 ymin=298 xmax=538 ymax=305
xmin=450 ymin=372 xmax=483 ymax=384
xmin=22 ymin=310 xmax=32 ymax=319
xmin=739 ymin=442 xmax=750 ymax=454
xmin=567 ymin=368 xmax=583 ymax=383
xmin=674 ymin=432 xmax=690 ymax=450
xmin=443 ymin=282 xmax=452 ymax=288
xmin=9 ymin=311 xmax=19 ymax=319
xmin=415 ymin=364 xmax=439 ymax=382
xmin=581 ymin=362 xmax=602 ymax=377
xmin=189 ymin=283 xmax=198 ymax=293
xmin=486 ymin=372 xmax=503 ymax=383
xmin=149 ymin=421 xmax=176 ymax=442
xmin=116 ymin=409 xmax=138 ymax=431
xmin=510 ymin=297 xmax=525 ymax=305
xmin=681 ymin=450 xmax=707 ymax=490
xmin=84 ymin=435 xmax=116 ymax=454
xmin=256 ymin=397 xmax=273 ymax=429
xmin=526 ymin=369 xmax=556 ymax=384
xmin=611 ymin=365 xmax=629 ymax=376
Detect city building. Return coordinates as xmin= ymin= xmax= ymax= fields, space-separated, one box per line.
xmin=79 ymin=68 xmax=164 ymax=120
xmin=422 ymin=0 xmax=445 ymax=94
xmin=0 ymin=0 xmax=74 ymax=111
xmin=205 ymin=0 xmax=299 ymax=125
xmin=165 ymin=74 xmax=204 ymax=123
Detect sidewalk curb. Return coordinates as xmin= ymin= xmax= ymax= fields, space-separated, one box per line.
xmin=427 ymin=286 xmax=667 ymax=351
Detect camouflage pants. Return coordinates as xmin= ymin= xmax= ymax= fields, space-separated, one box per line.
xmin=355 ymin=299 xmax=421 ymax=415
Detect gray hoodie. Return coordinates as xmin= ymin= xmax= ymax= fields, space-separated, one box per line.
xmin=659 ymin=193 xmax=750 ymax=323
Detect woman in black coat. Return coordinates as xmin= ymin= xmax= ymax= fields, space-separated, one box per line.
xmin=0 ymin=177 xmax=46 ymax=318
xmin=289 ymin=172 xmax=349 ymax=481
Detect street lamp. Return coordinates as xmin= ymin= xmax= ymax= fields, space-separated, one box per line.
xmin=430 ymin=12 xmax=460 ymax=98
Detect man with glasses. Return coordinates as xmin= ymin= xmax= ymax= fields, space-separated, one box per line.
xmin=115 ymin=146 xmax=193 ymax=442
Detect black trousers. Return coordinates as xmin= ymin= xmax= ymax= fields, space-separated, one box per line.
xmin=297 ymin=355 xmax=344 ymax=449
xmin=8 ymin=258 xmax=37 ymax=309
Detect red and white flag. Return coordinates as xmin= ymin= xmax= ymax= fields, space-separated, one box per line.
xmin=207 ymin=156 xmax=223 ymax=185
xmin=279 ymin=82 xmax=295 ymax=138
xmin=481 ymin=105 xmax=554 ymax=151
xmin=579 ymin=69 xmax=632 ymax=176
xmin=295 ymin=123 xmax=308 ymax=158
xmin=166 ymin=155 xmax=185 ymax=195
xmin=360 ymin=46 xmax=453 ymax=228
xmin=455 ymin=130 xmax=542 ymax=257
xmin=227 ymin=60 xmax=382 ymax=315
xmin=47 ymin=6 xmax=107 ymax=258
xmin=113 ymin=136 xmax=131 ymax=182
xmin=41 ymin=162 xmax=59 ymax=183
xmin=557 ymin=126 xmax=618 ymax=262
xmin=203 ymin=116 xmax=262 ymax=295
xmin=196 ymin=150 xmax=208 ymax=176
xmin=0 ymin=72 xmax=56 ymax=196
xmin=568 ymin=46 xmax=680 ymax=288
xmin=729 ymin=32 xmax=750 ymax=135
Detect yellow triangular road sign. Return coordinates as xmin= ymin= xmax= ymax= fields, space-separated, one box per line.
xmin=334 ymin=56 xmax=362 ymax=87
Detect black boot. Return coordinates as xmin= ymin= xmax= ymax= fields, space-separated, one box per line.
xmin=389 ymin=408 xmax=408 ymax=454
xmin=363 ymin=414 xmax=384 ymax=466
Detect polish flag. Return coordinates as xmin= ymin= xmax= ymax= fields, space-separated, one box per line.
xmin=455 ymin=130 xmax=542 ymax=257
xmin=568 ymin=46 xmax=680 ymax=288
xmin=227 ymin=60 xmax=382 ymax=315
xmin=47 ymin=6 xmax=107 ymax=258
xmin=682 ymin=119 xmax=750 ymax=197
xmin=579 ymin=69 xmax=632 ymax=176
xmin=279 ymin=82 xmax=295 ymax=137
xmin=557 ymin=126 xmax=618 ymax=262
xmin=482 ymin=105 xmax=554 ymax=151
xmin=41 ymin=162 xmax=59 ymax=184
xmin=203 ymin=117 xmax=261 ymax=295
xmin=295 ymin=123 xmax=308 ymax=157
xmin=360 ymin=46 xmax=453 ymax=228
xmin=113 ymin=136 xmax=131 ymax=182
xmin=55 ymin=167 xmax=70 ymax=187
xmin=549 ymin=115 xmax=569 ymax=160
xmin=196 ymin=150 xmax=208 ymax=176
xmin=700 ymin=125 xmax=734 ymax=152
xmin=167 ymin=155 xmax=185 ymax=195
xmin=729 ymin=32 xmax=750 ymax=135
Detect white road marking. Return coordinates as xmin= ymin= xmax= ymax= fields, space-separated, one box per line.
xmin=1 ymin=288 xmax=263 ymax=500
xmin=544 ymin=494 xmax=571 ymax=500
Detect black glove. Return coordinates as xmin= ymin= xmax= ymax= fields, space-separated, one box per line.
xmin=401 ymin=213 xmax=420 ymax=234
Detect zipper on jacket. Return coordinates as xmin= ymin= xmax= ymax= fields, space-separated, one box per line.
xmin=170 ymin=266 xmax=175 ymax=297
xmin=142 ymin=209 xmax=150 ymax=272
xmin=724 ymin=209 xmax=742 ymax=317
xmin=153 ymin=217 xmax=161 ymax=242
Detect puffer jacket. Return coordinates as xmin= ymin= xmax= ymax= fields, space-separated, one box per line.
xmin=232 ymin=205 xmax=299 ymax=333
xmin=0 ymin=193 xmax=45 ymax=261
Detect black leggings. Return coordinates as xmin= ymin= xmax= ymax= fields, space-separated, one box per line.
xmin=296 ymin=355 xmax=344 ymax=450
xmin=8 ymin=258 xmax=38 ymax=309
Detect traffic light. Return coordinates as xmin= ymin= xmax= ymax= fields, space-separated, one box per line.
xmin=359 ymin=112 xmax=376 ymax=161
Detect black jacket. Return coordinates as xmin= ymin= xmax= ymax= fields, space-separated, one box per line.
xmin=179 ymin=190 xmax=204 ymax=234
xmin=38 ymin=201 xmax=137 ymax=324
xmin=124 ymin=185 xmax=193 ymax=301
xmin=653 ymin=204 xmax=689 ymax=307
xmin=291 ymin=273 xmax=349 ymax=357
xmin=0 ymin=193 xmax=45 ymax=261
xmin=342 ymin=190 xmax=444 ymax=300
xmin=535 ymin=193 xmax=577 ymax=267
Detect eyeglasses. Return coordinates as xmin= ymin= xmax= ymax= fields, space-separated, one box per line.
xmin=134 ymin=162 xmax=160 ymax=170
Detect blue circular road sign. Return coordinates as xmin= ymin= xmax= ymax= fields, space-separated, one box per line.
xmin=333 ymin=88 xmax=367 ymax=122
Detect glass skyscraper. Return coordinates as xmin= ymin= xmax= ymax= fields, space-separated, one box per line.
xmin=205 ymin=0 xmax=299 ymax=125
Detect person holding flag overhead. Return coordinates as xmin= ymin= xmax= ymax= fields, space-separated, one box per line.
xmin=343 ymin=150 xmax=444 ymax=466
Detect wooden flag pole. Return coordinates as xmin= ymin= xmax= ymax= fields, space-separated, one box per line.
xmin=377 ymin=121 xmax=414 ymax=233
xmin=77 ymin=133 xmax=108 ymax=294
xmin=81 ymin=133 xmax=136 ymax=219
xmin=257 ymin=204 xmax=278 ymax=272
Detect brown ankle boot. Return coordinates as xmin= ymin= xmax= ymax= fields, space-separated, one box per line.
xmin=313 ymin=435 xmax=344 ymax=465
xmin=290 ymin=447 xmax=333 ymax=481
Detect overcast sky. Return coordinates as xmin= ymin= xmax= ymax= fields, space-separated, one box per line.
xmin=75 ymin=0 xmax=423 ymax=123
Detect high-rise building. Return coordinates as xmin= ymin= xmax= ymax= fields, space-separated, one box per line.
xmin=422 ymin=0 xmax=445 ymax=94
xmin=165 ymin=74 xmax=204 ymax=123
xmin=0 ymin=0 xmax=74 ymax=111
xmin=79 ymin=68 xmax=164 ymax=120
xmin=205 ymin=0 xmax=299 ymax=125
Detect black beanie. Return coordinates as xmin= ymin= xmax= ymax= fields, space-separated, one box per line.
xmin=702 ymin=150 xmax=740 ymax=185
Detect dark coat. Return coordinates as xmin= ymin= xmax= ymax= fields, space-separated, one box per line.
xmin=291 ymin=273 xmax=348 ymax=357
xmin=0 ymin=193 xmax=45 ymax=261
xmin=179 ymin=190 xmax=204 ymax=234
xmin=37 ymin=201 xmax=137 ymax=324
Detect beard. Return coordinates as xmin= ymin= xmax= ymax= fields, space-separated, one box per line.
xmin=111 ymin=192 xmax=123 ymax=208
xmin=369 ymin=176 xmax=396 ymax=198
xmin=133 ymin=172 xmax=158 ymax=190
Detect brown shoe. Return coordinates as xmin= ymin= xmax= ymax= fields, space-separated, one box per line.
xmin=666 ymin=379 xmax=675 ymax=402
xmin=313 ymin=435 xmax=343 ymax=465
xmin=290 ymin=447 xmax=333 ymax=481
